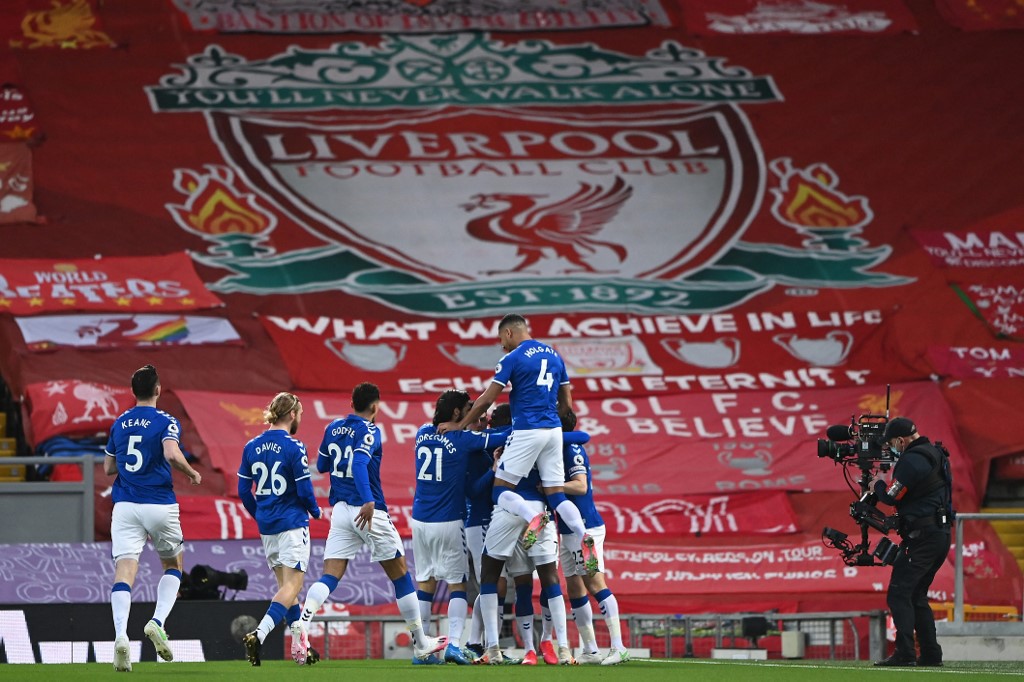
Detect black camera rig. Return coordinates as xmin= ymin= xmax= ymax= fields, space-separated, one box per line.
xmin=819 ymin=385 xmax=901 ymax=567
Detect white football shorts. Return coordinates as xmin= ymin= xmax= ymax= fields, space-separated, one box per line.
xmin=110 ymin=502 xmax=183 ymax=562
xmin=559 ymin=524 xmax=607 ymax=577
xmin=323 ymin=501 xmax=404 ymax=563
xmin=483 ymin=500 xmax=557 ymax=575
xmin=495 ymin=428 xmax=565 ymax=488
xmin=411 ymin=518 xmax=469 ymax=584
xmin=262 ymin=526 xmax=312 ymax=572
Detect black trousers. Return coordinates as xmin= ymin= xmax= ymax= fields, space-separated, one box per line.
xmin=886 ymin=527 xmax=950 ymax=659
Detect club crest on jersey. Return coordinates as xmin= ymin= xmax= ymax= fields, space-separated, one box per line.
xmin=150 ymin=33 xmax=907 ymax=315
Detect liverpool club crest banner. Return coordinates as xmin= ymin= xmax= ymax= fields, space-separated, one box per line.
xmin=0 ymin=253 xmax=224 ymax=315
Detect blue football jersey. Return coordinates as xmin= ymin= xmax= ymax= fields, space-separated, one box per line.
xmin=556 ymin=442 xmax=604 ymax=534
xmin=498 ymin=463 xmax=545 ymax=502
xmin=237 ymin=429 xmax=314 ymax=536
xmin=464 ymin=450 xmax=495 ymax=528
xmin=413 ymin=424 xmax=504 ymax=523
xmin=464 ymin=425 xmax=510 ymax=527
xmin=318 ymin=414 xmax=387 ymax=511
xmin=491 ymin=339 xmax=569 ymax=429
xmin=105 ymin=406 xmax=181 ymax=505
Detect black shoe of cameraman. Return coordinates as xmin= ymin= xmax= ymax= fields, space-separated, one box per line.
xmin=874 ymin=652 xmax=917 ymax=667
xmin=917 ymin=657 xmax=943 ymax=667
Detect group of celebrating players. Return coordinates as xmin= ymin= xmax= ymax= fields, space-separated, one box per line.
xmin=103 ymin=313 xmax=629 ymax=670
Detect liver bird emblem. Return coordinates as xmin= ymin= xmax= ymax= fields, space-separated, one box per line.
xmin=461 ymin=176 xmax=632 ymax=274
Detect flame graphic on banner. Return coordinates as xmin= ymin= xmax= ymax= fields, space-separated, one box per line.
xmin=858 ymin=390 xmax=903 ymax=416
xmin=218 ymin=401 xmax=266 ymax=441
xmin=769 ymin=157 xmax=873 ymax=250
xmin=167 ymin=165 xmax=277 ymax=257
xmin=14 ymin=0 xmax=115 ymax=49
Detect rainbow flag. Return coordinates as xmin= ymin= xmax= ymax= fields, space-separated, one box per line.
xmin=128 ymin=317 xmax=190 ymax=343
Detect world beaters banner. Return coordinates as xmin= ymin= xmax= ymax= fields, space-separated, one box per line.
xmin=15 ymin=313 xmax=242 ymax=351
xmin=178 ymin=489 xmax=799 ymax=541
xmin=679 ymin=0 xmax=919 ymax=36
xmin=173 ymin=382 xmax=980 ymax=506
xmin=0 ymin=253 xmax=223 ymax=315
xmin=170 ymin=0 xmax=673 ymax=33
xmin=259 ymin=308 xmax=915 ymax=398
xmin=24 ymin=379 xmax=135 ymax=445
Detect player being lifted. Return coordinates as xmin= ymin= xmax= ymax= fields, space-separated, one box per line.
xmin=439 ymin=313 xmax=594 ymax=565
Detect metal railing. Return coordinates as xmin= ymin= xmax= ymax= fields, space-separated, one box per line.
xmin=953 ymin=511 xmax=1024 ymax=625
xmin=623 ymin=611 xmax=884 ymax=660
xmin=311 ymin=610 xmax=886 ymax=660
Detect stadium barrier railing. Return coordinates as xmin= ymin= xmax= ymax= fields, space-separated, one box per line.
xmin=952 ymin=511 xmax=1024 ymax=625
xmin=311 ymin=610 xmax=888 ymax=661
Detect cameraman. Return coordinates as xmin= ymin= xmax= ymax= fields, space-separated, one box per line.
xmin=871 ymin=417 xmax=952 ymax=667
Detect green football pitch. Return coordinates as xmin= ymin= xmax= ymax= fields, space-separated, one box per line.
xmin=2 ymin=659 xmax=1020 ymax=680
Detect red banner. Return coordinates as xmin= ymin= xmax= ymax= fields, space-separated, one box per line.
xmin=0 ymin=253 xmax=223 ymax=315
xmin=2 ymin=0 xmax=115 ymax=49
xmin=602 ymin=539 xmax=955 ymax=599
xmin=936 ymin=0 xmax=1024 ymax=31
xmin=260 ymin=309 xmax=917 ymax=398
xmin=911 ymin=206 xmax=1024 ymax=268
xmin=0 ymin=84 xmax=39 ymax=143
xmin=179 ymin=489 xmax=799 ymax=541
xmin=951 ymin=274 xmax=1024 ymax=341
xmin=174 ymin=382 xmax=979 ymax=509
xmin=24 ymin=379 xmax=135 ymax=444
xmin=926 ymin=343 xmax=1024 ymax=380
xmin=681 ymin=0 xmax=918 ymax=36
xmin=0 ymin=143 xmax=35 ymax=224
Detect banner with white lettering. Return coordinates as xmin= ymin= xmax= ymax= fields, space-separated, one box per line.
xmin=259 ymin=309 xmax=917 ymax=398
xmin=24 ymin=380 xmax=135 ymax=444
xmin=0 ymin=253 xmax=223 ymax=316
xmin=911 ymin=206 xmax=1024 ymax=269
xmin=603 ymin=538 xmax=954 ymax=597
xmin=179 ymin=489 xmax=799 ymax=541
xmin=170 ymin=0 xmax=673 ymax=33
xmin=173 ymin=382 xmax=980 ymax=508
xmin=680 ymin=0 xmax=918 ymax=36
xmin=15 ymin=313 xmax=242 ymax=351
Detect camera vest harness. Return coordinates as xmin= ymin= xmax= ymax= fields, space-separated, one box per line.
xmin=896 ymin=441 xmax=953 ymax=534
